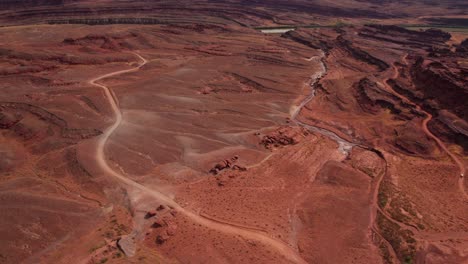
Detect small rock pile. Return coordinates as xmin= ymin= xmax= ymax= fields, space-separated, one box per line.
xmin=260 ymin=126 xmax=309 ymax=150
xmin=143 ymin=205 xmax=178 ymax=246
xmin=209 ymin=155 xmax=246 ymax=175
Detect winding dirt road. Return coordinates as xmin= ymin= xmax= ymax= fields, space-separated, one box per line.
xmin=383 ymin=55 xmax=466 ymax=199
xmin=296 ymin=53 xmax=400 ymax=262
xmin=365 ymin=54 xmax=468 ymax=263
xmin=89 ymin=52 xmax=306 ymax=264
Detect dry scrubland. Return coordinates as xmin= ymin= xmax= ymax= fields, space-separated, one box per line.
xmin=0 ymin=1 xmax=467 ymax=263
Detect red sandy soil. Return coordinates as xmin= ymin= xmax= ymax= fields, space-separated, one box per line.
xmin=0 ymin=2 xmax=467 ymax=264
xmin=285 ymin=25 xmax=468 ymax=263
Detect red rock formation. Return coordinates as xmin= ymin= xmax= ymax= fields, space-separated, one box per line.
xmin=260 ymin=126 xmax=309 ymax=149
xmin=0 ymin=2 xmax=467 ymax=264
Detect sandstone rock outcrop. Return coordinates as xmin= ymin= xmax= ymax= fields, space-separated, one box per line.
xmin=260 ymin=126 xmax=309 ymax=149
xmin=209 ymin=156 xmax=246 ymax=175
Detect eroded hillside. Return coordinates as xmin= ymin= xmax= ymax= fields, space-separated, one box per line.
xmin=0 ymin=2 xmax=467 ymax=264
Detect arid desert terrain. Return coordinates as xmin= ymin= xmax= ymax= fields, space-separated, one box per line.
xmin=0 ymin=1 xmax=467 ymax=263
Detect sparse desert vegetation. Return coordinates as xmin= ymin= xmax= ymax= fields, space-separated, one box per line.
xmin=0 ymin=1 xmax=467 ymax=263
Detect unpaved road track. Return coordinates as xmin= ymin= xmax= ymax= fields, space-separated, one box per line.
xmin=89 ymin=52 xmax=307 ymax=264
xmin=366 ymin=55 xmax=468 ymax=263
xmin=384 ymin=55 xmax=467 ymax=199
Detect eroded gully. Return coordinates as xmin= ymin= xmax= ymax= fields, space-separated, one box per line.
xmin=89 ymin=52 xmax=307 ymax=264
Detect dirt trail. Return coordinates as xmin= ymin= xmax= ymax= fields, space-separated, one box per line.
xmin=372 ymin=226 xmax=399 ymax=263
xmin=383 ymin=55 xmax=466 ymax=199
xmin=89 ymin=52 xmax=306 ymax=264
xmin=295 ymin=53 xmax=400 ymax=262
xmin=364 ymin=54 xmax=468 ymax=264
xmin=365 ymin=149 xmax=400 ymax=264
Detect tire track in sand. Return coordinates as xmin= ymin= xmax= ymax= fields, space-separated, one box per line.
xmin=89 ymin=52 xmax=307 ymax=264
xmin=383 ymin=55 xmax=466 ymax=199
